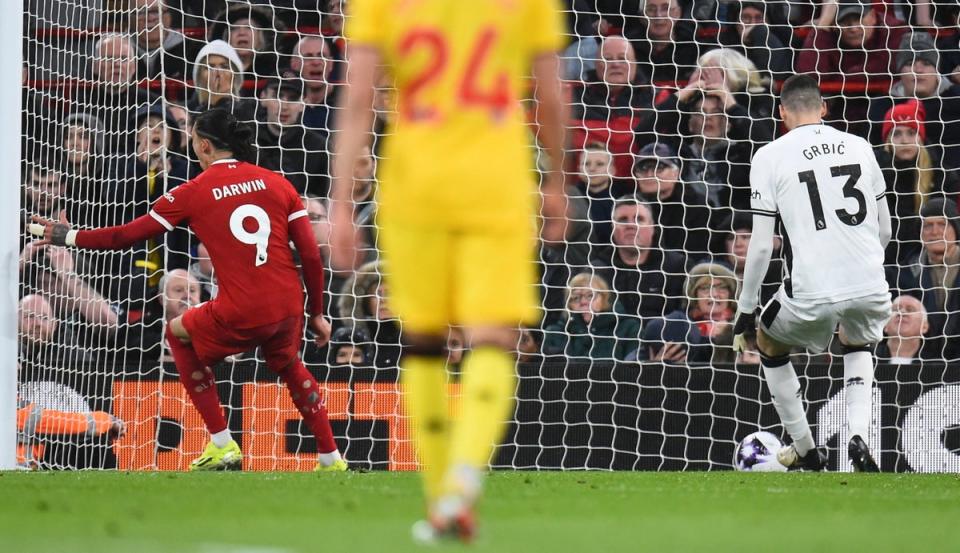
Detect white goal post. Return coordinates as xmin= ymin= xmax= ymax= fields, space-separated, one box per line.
xmin=0 ymin=0 xmax=25 ymax=471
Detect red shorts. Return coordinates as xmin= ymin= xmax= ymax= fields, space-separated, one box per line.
xmin=182 ymin=302 xmax=303 ymax=369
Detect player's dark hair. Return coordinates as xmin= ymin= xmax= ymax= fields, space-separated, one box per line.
xmin=192 ymin=108 xmax=256 ymax=163
xmin=780 ymin=74 xmax=823 ymax=113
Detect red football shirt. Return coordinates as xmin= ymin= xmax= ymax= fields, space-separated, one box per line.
xmin=150 ymin=159 xmax=308 ymax=328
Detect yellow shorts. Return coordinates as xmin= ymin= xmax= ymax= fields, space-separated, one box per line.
xmin=378 ymin=220 xmax=539 ymax=334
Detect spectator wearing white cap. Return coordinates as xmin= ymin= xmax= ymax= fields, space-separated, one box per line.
xmin=187 ymin=39 xmax=256 ymax=123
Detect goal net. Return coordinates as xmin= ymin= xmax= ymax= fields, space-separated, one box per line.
xmin=17 ymin=0 xmax=960 ymax=472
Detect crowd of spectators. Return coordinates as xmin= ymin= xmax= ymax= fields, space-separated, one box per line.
xmin=16 ymin=0 xmax=960 ymax=398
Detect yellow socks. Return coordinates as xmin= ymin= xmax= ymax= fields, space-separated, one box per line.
xmin=446 ymin=346 xmax=516 ymax=496
xmin=404 ymin=347 xmax=517 ymax=505
xmin=402 ymin=355 xmax=450 ymax=502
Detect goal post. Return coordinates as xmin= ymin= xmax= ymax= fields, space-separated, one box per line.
xmin=0 ymin=0 xmax=25 ymax=471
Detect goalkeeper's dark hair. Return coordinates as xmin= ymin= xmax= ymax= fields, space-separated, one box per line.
xmin=192 ymin=108 xmax=256 ymax=163
xmin=780 ymin=74 xmax=823 ymax=113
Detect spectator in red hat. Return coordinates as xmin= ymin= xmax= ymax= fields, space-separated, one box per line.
xmin=875 ymin=100 xmax=959 ymax=264
xmin=882 ymin=100 xmax=928 ymax=145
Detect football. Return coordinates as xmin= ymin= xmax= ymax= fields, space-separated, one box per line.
xmin=734 ymin=431 xmax=788 ymax=472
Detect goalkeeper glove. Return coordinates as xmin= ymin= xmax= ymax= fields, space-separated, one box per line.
xmin=28 ymin=211 xmax=76 ymax=247
xmin=732 ymin=310 xmax=757 ymax=353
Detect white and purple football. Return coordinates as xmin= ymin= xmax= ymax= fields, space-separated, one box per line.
xmin=734 ymin=431 xmax=788 ymax=472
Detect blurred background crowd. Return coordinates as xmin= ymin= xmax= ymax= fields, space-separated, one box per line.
xmin=17 ymin=0 xmax=960 ymax=390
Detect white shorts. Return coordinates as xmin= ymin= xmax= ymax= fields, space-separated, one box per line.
xmin=758 ymin=289 xmax=892 ymax=354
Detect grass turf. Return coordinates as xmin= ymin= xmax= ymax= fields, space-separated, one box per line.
xmin=0 ymin=471 xmax=957 ymax=553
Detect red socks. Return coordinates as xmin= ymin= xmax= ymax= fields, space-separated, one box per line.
xmin=165 ymin=326 xmax=228 ymax=434
xmin=165 ymin=326 xmax=336 ymax=454
xmin=276 ymin=359 xmax=339 ymax=454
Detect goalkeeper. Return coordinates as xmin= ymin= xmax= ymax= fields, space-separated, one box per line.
xmin=16 ymin=394 xmax=125 ymax=470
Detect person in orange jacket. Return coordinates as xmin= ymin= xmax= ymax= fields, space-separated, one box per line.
xmin=16 ymin=396 xmax=125 ymax=469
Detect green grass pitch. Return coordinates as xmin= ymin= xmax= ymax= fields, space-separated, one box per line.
xmin=1 ymin=471 xmax=958 ymax=553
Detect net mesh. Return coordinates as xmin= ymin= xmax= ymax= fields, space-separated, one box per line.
xmin=16 ymin=0 xmax=960 ymax=472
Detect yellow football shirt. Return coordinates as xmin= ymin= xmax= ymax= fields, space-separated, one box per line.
xmin=347 ymin=0 xmax=565 ymax=231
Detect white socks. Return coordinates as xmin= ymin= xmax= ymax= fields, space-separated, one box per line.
xmin=211 ymin=429 xmax=232 ymax=448
xmin=844 ymin=350 xmax=874 ymax=442
xmin=318 ymin=450 xmax=343 ymax=467
xmin=762 ymin=358 xmax=816 ymax=456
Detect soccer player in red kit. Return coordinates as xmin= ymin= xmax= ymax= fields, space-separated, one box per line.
xmin=30 ymin=108 xmax=347 ymax=472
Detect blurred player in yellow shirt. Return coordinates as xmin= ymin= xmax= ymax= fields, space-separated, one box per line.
xmin=329 ymin=0 xmax=568 ymax=543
